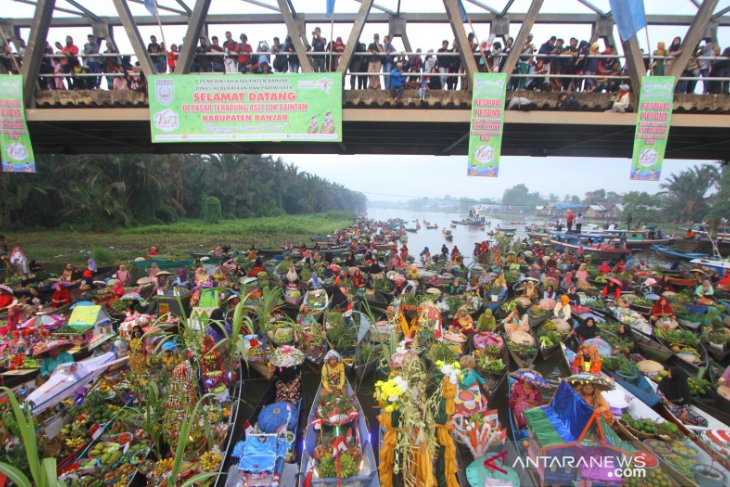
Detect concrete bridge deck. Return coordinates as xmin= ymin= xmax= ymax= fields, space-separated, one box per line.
xmin=23 ymin=90 xmax=730 ymax=159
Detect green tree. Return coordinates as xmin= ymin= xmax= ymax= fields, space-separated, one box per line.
xmin=704 ymin=162 xmax=730 ymax=233
xmin=660 ymin=164 xmax=719 ymax=223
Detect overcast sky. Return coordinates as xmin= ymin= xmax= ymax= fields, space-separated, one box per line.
xmin=3 ymin=0 xmax=725 ymax=200
xmin=285 ymin=154 xmax=703 ymax=201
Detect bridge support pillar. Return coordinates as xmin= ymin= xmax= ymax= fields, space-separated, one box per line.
xmin=337 ymin=0 xmax=374 ymax=74
xmin=113 ymin=0 xmax=157 ymax=75
xmin=444 ymin=0 xmax=478 ymax=87
xmin=276 ymin=0 xmax=313 ymax=72
xmin=174 ymin=0 xmax=212 ymax=74
xmin=388 ymin=16 xmax=412 ymax=53
xmin=667 ymin=0 xmax=718 ymax=82
xmin=501 ymin=0 xmax=544 ymax=84
xmin=21 ymin=0 xmax=55 ymax=107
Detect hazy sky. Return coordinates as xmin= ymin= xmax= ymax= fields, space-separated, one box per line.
xmin=283 ymin=154 xmax=703 ymax=201
xmin=2 ymin=0 xmax=724 ymax=201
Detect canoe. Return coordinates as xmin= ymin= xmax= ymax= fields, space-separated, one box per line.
xmin=303 ymin=288 xmax=329 ymax=319
xmin=653 ymin=244 xmax=707 ymax=261
xmin=299 ymin=379 xmax=379 ymax=487
xmin=363 ymin=289 xmax=388 ymax=312
xmin=603 ymin=368 xmax=661 ymax=408
xmin=506 ymin=377 xmax=541 ymax=487
xmin=475 ymin=338 xmax=509 ymax=394
xmin=222 ymin=382 xmax=305 ymax=487
xmin=504 ymin=333 xmax=538 ymax=369
xmin=632 ymin=329 xmax=674 ymax=362
xmin=26 ymin=352 xmax=125 ymax=415
xmin=352 ymin=343 xmax=380 ymax=383
xmin=132 ymin=256 xmax=196 ymax=269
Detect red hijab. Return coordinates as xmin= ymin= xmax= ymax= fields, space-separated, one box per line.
xmin=651 ymin=297 xmax=674 ymax=317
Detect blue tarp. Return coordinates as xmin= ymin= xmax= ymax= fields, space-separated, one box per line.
xmin=541 ymin=381 xmax=594 ymax=443
xmin=234 ymin=434 xmax=294 ymax=473
xmin=553 ymin=203 xmax=586 ymax=211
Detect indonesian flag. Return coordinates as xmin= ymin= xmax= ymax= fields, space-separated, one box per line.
xmin=331 ymin=435 xmax=348 ymax=456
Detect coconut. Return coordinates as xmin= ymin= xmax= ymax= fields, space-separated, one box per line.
xmin=509 ymin=330 xmax=535 ymax=347
xmin=636 ymin=360 xmax=664 ymax=375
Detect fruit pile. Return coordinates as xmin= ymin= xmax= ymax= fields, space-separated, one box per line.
xmin=623 ymin=468 xmax=672 ymax=487
xmin=80 ymin=391 xmax=118 ymax=424
xmin=621 ymin=413 xmax=657 ymax=435
xmin=102 ymin=463 xmax=134 ymax=484
xmin=664 ymin=453 xmax=697 ymax=481
xmin=88 ymin=442 xmax=123 ymax=465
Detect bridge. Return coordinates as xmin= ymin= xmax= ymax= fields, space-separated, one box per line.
xmin=2 ymin=0 xmax=730 ymax=159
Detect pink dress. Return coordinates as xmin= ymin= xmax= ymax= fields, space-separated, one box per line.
xmin=509 ymin=381 xmax=543 ymax=428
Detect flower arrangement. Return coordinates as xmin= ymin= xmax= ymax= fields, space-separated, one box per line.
xmin=436 ymin=360 xmax=461 ymax=384
xmin=374 ymin=376 xmax=407 ymax=412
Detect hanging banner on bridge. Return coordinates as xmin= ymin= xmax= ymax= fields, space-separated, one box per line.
xmin=630 ymin=75 xmax=674 ymax=181
xmin=0 ymin=75 xmax=35 ymax=173
xmin=148 ymin=73 xmax=342 ymax=143
xmin=467 ymin=72 xmax=507 ymax=177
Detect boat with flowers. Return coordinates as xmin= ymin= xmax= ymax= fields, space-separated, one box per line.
xmin=299 ymin=378 xmax=379 ymax=487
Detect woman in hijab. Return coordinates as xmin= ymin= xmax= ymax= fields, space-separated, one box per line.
xmin=509 ymin=378 xmax=543 ymax=428
xmin=601 ymin=280 xmax=622 ymax=301
xmin=695 ymin=280 xmax=714 ymax=299
xmin=658 ymin=366 xmax=707 ymax=426
xmin=116 ymin=264 xmax=131 ymax=285
xmin=543 ymin=284 xmax=557 ymax=301
xmin=575 ymin=264 xmax=589 ymax=283
xmin=321 ymin=350 xmax=345 ymax=393
xmin=570 ymin=316 xmax=598 ymax=342
xmin=449 ymin=306 xmax=474 ymax=335
xmin=567 ymin=286 xmax=581 ymax=306
xmin=504 ymin=306 xmax=530 ymax=336
xmin=175 ymin=268 xmax=189 ymax=288
xmin=476 ymin=308 xmax=497 ymax=332
xmin=51 ymin=282 xmax=72 ymax=308
xmin=650 ymin=296 xmax=675 ymax=322
xmin=553 ymin=295 xmax=572 ymax=320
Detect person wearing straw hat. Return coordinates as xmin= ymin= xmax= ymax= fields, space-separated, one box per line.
xmin=36 ymin=340 xmax=75 ymax=383
xmin=573 ymin=380 xmax=614 ymax=425
xmin=508 ymin=369 xmax=548 ymax=428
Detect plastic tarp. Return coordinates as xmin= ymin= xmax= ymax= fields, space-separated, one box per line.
xmin=233 ymin=434 xmax=294 ymax=473
xmin=538 ymin=381 xmax=594 ymax=443
xmin=258 ymin=402 xmax=296 ymax=433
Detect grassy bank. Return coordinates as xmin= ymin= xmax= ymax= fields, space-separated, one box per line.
xmin=6 ymin=212 xmax=356 ymax=264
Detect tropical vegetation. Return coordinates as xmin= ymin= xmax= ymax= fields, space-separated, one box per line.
xmin=0 ymin=153 xmax=366 ymax=231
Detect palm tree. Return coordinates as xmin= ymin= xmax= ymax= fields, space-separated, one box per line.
xmin=659 ymin=164 xmax=719 ymax=223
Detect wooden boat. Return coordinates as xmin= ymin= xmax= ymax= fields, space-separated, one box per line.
xmin=299 ymin=379 xmax=379 ymax=487
xmin=536 ymin=324 xmax=564 ymax=361
xmin=222 ymin=382 xmax=305 ymax=487
xmin=624 ymin=237 xmax=673 ymax=249
xmin=632 ymin=329 xmax=674 ymax=362
xmin=474 ymin=334 xmax=509 ymax=393
xmin=653 ymin=244 xmax=707 ymax=261
xmin=363 ymin=289 xmax=388 ymax=312
xmin=303 ymin=288 xmax=329 ymax=319
xmin=26 ymin=352 xmax=125 ymax=415
xmin=506 ymin=377 xmax=540 ymax=487
xmin=452 ymin=218 xmax=484 ymax=226
xmin=132 ymin=256 xmax=196 ymax=269
xmin=283 ymin=285 xmax=304 ymax=308
xmin=504 ymin=333 xmax=538 ymax=369
xmin=352 ymin=342 xmax=380 ymax=382
xmin=550 ymin=239 xmax=631 ymax=259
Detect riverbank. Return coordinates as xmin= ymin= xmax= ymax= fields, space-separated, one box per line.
xmin=4 ymin=212 xmax=356 ymax=264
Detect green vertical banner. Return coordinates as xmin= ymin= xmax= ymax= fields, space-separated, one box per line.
xmin=630 ymin=76 xmax=674 ymax=181
xmin=148 ymin=73 xmax=342 ymax=143
xmin=0 ymin=75 xmax=35 ymax=173
xmin=467 ymin=72 xmax=507 ymax=177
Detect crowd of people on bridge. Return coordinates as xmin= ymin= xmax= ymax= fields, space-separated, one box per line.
xmin=2 ymin=28 xmax=730 ymax=96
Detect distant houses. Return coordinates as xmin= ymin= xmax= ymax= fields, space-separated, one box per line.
xmin=536 ymin=202 xmax=624 ymax=220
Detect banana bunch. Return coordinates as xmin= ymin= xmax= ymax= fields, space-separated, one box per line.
xmin=154 ymin=458 xmax=174 ymax=476
xmin=65 ymin=436 xmax=85 ymax=450
xmin=200 ymin=451 xmax=222 ymax=472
